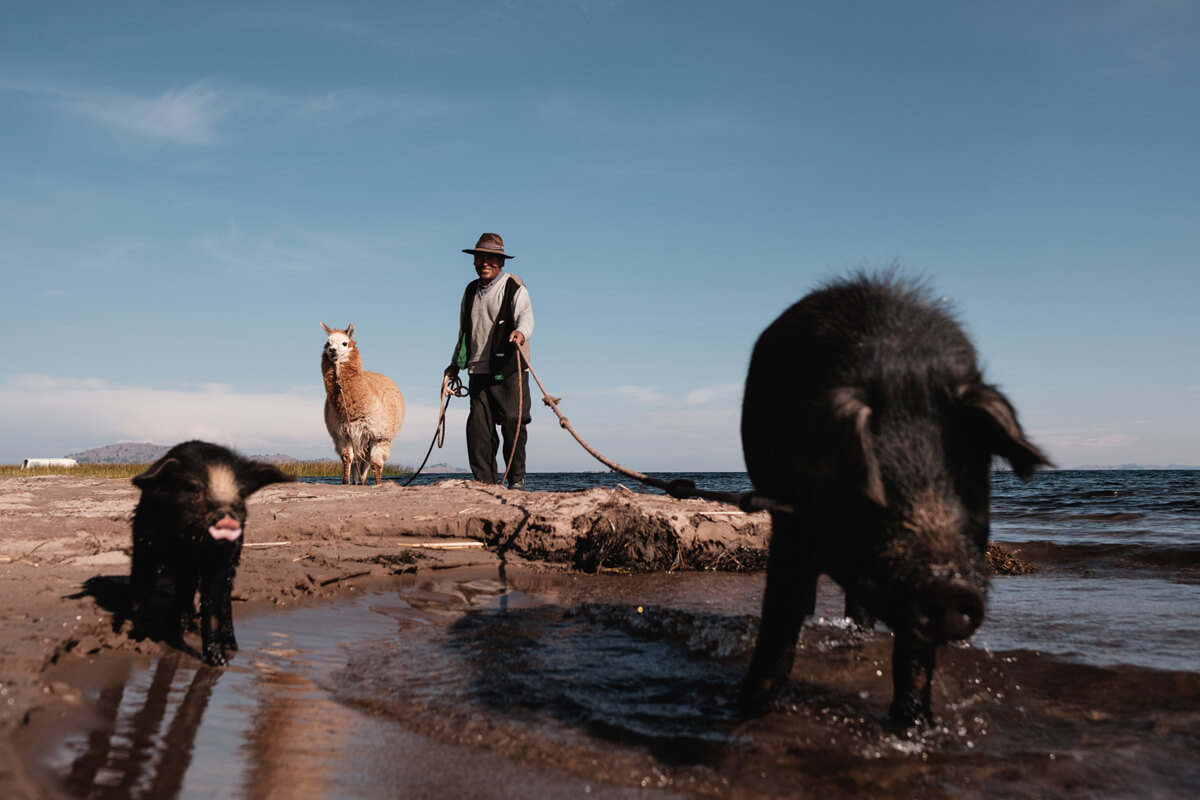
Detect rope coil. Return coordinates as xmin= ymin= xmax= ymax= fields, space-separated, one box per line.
xmin=403 ymin=373 xmax=468 ymax=486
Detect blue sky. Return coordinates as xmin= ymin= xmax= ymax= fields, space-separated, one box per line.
xmin=2 ymin=0 xmax=1197 ymax=470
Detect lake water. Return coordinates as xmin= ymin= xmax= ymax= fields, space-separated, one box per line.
xmin=28 ymin=470 xmax=1200 ymax=797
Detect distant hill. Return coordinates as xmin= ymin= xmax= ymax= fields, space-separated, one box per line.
xmin=68 ymin=442 xmax=169 ymax=464
xmin=1072 ymin=463 xmax=1200 ymax=470
xmin=252 ymin=453 xmax=299 ymax=464
xmin=65 ymin=443 xmax=454 ymax=470
xmin=69 ymin=443 xmax=299 ymax=465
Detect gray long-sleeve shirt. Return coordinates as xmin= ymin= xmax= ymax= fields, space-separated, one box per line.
xmin=454 ymin=272 xmax=534 ymax=374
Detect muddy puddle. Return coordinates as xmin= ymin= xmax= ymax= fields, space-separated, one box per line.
xmin=24 ymin=565 xmax=1200 ymax=798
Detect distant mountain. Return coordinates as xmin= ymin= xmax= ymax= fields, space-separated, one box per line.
xmin=66 ymin=443 xmax=454 ymax=469
xmin=68 ymin=442 xmax=170 ymax=464
xmin=251 ymin=453 xmax=299 ymax=464
xmin=1072 ymin=463 xmax=1200 ymax=470
xmin=426 ymin=463 xmax=469 ymax=473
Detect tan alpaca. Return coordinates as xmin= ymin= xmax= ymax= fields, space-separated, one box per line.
xmin=320 ymin=323 xmax=405 ymax=485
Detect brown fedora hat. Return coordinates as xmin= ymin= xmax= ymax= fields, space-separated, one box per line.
xmin=463 ymin=232 xmax=514 ymax=259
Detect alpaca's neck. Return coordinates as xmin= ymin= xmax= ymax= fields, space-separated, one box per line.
xmin=323 ymin=351 xmax=363 ymax=396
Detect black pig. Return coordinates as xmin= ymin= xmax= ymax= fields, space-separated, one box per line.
xmin=130 ymin=440 xmax=294 ymax=666
xmin=739 ymin=274 xmax=1049 ymax=726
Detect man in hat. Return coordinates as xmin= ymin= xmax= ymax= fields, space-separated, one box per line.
xmin=445 ymin=233 xmax=535 ymax=490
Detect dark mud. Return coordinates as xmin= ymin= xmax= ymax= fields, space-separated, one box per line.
xmin=23 ymin=565 xmax=1200 ymax=799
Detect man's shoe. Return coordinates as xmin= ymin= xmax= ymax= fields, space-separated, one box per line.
xmin=508 ymin=481 xmax=526 ymax=491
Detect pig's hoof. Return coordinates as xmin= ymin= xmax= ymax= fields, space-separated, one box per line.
xmin=888 ymin=700 xmax=933 ymax=729
xmin=738 ymin=679 xmax=780 ymax=717
xmin=202 ymin=649 xmax=228 ymax=667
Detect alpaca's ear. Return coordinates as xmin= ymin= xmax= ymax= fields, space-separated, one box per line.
xmin=321 ymin=322 xmax=333 ymax=334
xmin=346 ymin=323 xmax=355 ymax=339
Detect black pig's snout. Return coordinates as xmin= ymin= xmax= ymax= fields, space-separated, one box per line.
xmin=913 ymin=579 xmax=985 ymax=642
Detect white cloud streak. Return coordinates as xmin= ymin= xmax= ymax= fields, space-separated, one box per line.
xmin=0 ymin=374 xmax=446 ymax=463
xmin=68 ymin=83 xmax=231 ymax=145
xmin=582 ymin=385 xmax=668 ymax=405
xmin=1 ymin=78 xmax=463 ymax=148
xmin=685 ymin=383 xmax=741 ymax=406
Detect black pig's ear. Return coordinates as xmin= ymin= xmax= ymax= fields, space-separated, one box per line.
xmin=236 ymin=461 xmax=296 ymax=496
xmin=958 ymin=384 xmax=1053 ymax=480
xmin=132 ymin=457 xmax=181 ymax=488
xmin=829 ymin=388 xmax=887 ymax=506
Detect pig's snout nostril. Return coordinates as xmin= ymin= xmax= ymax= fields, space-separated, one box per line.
xmin=914 ymin=580 xmax=985 ymax=642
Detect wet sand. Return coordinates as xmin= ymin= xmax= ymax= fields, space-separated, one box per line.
xmin=0 ymin=475 xmax=766 ymax=798
xmin=3 ymin=477 xmax=1199 ymax=797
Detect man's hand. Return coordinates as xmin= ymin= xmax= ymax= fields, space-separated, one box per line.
xmin=509 ymin=331 xmax=526 ymax=347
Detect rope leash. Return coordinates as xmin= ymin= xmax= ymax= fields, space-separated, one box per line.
xmin=403 ymin=373 xmax=469 ymax=486
xmin=515 ymin=350 xmax=793 ymax=515
xmin=407 ymin=350 xmax=792 ymax=514
xmin=499 ymin=349 xmax=524 ymax=488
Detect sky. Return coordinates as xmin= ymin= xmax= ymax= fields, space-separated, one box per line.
xmin=2 ymin=0 xmax=1197 ymax=471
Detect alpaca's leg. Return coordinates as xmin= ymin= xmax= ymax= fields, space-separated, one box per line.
xmin=369 ymin=442 xmax=390 ymax=486
xmin=340 ymin=448 xmax=354 ymax=485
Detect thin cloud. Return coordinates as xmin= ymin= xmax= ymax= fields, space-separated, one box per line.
xmin=196 ymin=225 xmax=387 ymax=274
xmin=685 ymin=383 xmax=741 ymax=406
xmin=292 ymin=87 xmax=463 ymax=125
xmin=585 ymin=385 xmax=668 ymax=405
xmin=2 ymin=78 xmax=462 ymax=148
xmin=1032 ymin=428 xmax=1139 ymax=452
xmin=0 ymin=375 xmax=446 ymax=462
xmin=6 ymin=374 xmax=111 ymax=391
xmin=534 ymin=91 xmax=752 ymax=139
xmin=68 ymin=82 xmax=231 ymax=145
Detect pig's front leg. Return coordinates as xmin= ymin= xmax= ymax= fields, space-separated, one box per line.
xmin=740 ymin=514 xmax=818 ymax=716
xmin=198 ymin=571 xmax=230 ymax=667
xmin=844 ymin=593 xmax=877 ymax=630
xmin=890 ymin=630 xmax=937 ymax=726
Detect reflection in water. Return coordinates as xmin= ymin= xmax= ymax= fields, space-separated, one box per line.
xmin=60 ymin=654 xmax=220 ymax=798
xmin=241 ymin=651 xmax=337 ymax=800
xmin=34 ymin=564 xmax=1200 ymax=799
xmin=451 ymin=603 xmax=747 ymax=766
xmin=40 ymin=606 xmax=404 ymax=799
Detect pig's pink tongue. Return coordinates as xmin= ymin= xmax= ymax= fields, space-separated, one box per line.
xmin=209 ymin=517 xmax=243 ymax=542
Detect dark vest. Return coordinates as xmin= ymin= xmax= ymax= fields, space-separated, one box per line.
xmin=459 ymin=274 xmax=526 ymax=377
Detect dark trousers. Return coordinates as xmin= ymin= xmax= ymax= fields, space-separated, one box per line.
xmin=467 ymin=371 xmax=531 ymax=486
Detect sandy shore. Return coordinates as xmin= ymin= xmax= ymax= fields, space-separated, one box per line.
xmin=0 ymin=475 xmax=769 ymax=797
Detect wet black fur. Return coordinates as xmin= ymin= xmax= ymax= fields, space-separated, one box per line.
xmin=128 ymin=440 xmax=294 ymax=666
xmin=740 ymin=273 xmax=1050 ymax=726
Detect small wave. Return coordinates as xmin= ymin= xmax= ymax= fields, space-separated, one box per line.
xmin=985 ymin=540 xmax=1200 ymax=573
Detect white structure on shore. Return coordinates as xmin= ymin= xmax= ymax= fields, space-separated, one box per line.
xmin=21 ymin=458 xmax=78 ymax=469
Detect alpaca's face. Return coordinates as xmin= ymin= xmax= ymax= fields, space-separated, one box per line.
xmin=323 ymin=330 xmax=354 ymax=364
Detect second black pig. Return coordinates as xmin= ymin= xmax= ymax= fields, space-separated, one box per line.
xmin=739 ymin=274 xmax=1050 ymax=726
xmin=129 ymin=440 xmax=294 ymax=666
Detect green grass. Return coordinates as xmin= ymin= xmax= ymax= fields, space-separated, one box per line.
xmin=0 ymin=460 xmax=413 ymax=479
xmin=282 ymin=461 xmax=414 ymax=478
xmin=0 ymin=463 xmax=150 ymax=478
